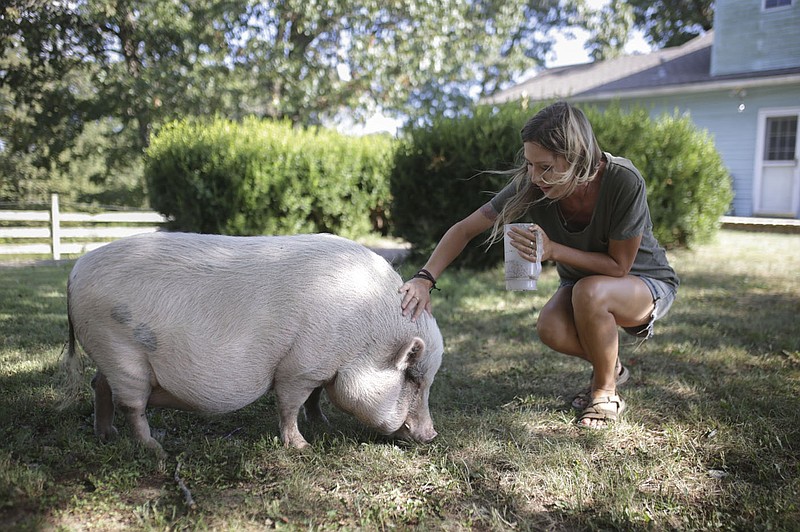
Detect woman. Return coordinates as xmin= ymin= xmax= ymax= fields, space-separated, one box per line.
xmin=399 ymin=101 xmax=679 ymax=428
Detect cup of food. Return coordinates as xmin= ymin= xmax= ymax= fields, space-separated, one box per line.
xmin=503 ymin=223 xmax=541 ymax=291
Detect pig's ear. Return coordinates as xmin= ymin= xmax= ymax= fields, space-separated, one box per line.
xmin=394 ymin=337 xmax=425 ymax=370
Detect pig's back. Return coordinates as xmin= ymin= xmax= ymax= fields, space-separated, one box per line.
xmin=69 ymin=232 xmax=400 ymax=311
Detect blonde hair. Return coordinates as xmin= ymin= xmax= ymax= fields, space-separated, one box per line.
xmin=486 ymin=102 xmax=602 ymax=245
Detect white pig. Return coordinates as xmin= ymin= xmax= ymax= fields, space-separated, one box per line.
xmin=60 ymin=232 xmax=443 ymax=454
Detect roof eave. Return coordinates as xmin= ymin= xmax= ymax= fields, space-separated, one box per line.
xmin=575 ymin=73 xmax=800 ymax=102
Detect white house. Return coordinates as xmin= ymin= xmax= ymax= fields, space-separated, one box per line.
xmin=486 ymin=0 xmax=800 ymax=219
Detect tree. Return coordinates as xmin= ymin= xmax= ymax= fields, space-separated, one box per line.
xmin=0 ymin=2 xmax=94 ymax=202
xmin=583 ymin=0 xmax=635 ymax=62
xmin=1 ymin=0 xmax=579 ymax=205
xmin=224 ymin=0 xmax=573 ymax=124
xmin=626 ymin=0 xmax=714 ymax=48
xmin=1 ymin=0 xmax=245 ymax=203
xmin=581 ymin=0 xmax=714 ymax=60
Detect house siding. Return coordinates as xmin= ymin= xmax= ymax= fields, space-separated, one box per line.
xmin=712 ymin=0 xmax=800 ymax=76
xmin=590 ymin=83 xmax=800 ymax=217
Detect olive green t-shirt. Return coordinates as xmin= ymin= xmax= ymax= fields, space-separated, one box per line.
xmin=487 ymin=152 xmax=679 ymax=290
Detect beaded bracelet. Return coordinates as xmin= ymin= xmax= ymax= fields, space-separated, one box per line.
xmin=411 ymin=268 xmax=441 ymax=293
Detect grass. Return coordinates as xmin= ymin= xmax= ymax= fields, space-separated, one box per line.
xmin=1 ymin=229 xmax=799 ymax=530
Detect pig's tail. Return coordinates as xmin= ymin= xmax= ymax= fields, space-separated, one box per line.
xmin=412 ymin=269 xmax=440 ymax=293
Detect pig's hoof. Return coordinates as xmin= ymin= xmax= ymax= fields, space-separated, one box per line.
xmin=282 ymin=435 xmax=312 ymax=451
xmin=292 ymin=440 xmax=311 ymax=451
xmin=154 ymin=447 xmax=168 ymax=464
xmin=141 ymin=438 xmax=168 ymax=461
xmin=95 ymin=425 xmax=119 ymax=442
xmin=296 ymin=443 xmax=312 ymax=454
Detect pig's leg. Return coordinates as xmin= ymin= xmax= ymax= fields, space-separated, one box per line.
xmin=111 ymin=370 xmax=165 ymax=456
xmin=91 ymin=371 xmax=118 ymax=441
xmin=303 ymin=386 xmax=329 ymax=425
xmin=275 ymin=382 xmax=318 ymax=449
xmin=118 ymin=402 xmax=165 ymax=457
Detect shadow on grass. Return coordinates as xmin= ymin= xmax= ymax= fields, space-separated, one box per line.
xmin=432 ymin=265 xmax=799 ymax=402
xmin=2 ymin=260 xmax=799 ymax=529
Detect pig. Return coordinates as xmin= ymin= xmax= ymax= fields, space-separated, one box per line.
xmin=60 ymin=232 xmax=444 ymax=454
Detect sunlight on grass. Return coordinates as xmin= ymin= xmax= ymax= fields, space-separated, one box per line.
xmin=0 ymin=229 xmax=798 ymax=529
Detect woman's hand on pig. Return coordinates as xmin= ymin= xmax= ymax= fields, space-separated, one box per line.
xmin=399 ymin=278 xmax=432 ymax=322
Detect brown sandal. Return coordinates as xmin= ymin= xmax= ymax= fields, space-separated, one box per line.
xmin=576 ymin=395 xmax=626 ymax=429
xmin=571 ymin=364 xmax=630 ymax=409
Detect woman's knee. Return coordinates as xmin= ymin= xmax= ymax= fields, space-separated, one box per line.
xmin=536 ymin=305 xmax=569 ymax=350
xmin=571 ymin=276 xmax=608 ymax=311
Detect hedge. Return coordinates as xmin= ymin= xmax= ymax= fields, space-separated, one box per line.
xmin=144 ymin=117 xmax=393 ymax=238
xmin=390 ymin=105 xmax=524 ymax=268
xmin=390 ymin=102 xmax=733 ymax=270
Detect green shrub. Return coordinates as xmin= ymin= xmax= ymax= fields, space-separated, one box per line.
xmin=391 ymin=105 xmax=525 ymax=269
xmin=391 ymin=102 xmax=733 ymax=269
xmin=144 ymin=117 xmax=393 ymax=238
xmin=583 ymin=104 xmax=733 ymax=249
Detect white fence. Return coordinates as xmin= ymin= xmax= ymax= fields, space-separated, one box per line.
xmin=0 ymin=194 xmax=168 ymax=260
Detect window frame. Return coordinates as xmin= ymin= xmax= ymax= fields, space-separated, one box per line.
xmin=763 ymin=0 xmax=793 ymax=11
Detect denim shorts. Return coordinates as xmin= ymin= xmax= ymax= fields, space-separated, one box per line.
xmin=558 ymin=275 xmax=677 ymax=340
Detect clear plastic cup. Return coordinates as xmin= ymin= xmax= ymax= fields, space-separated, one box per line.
xmin=503 ymin=223 xmax=541 ymax=291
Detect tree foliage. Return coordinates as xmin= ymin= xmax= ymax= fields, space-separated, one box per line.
xmin=1 ymin=0 xmax=244 ymax=203
xmin=625 ymin=0 xmax=714 ymax=48
xmin=0 ymin=0 xmax=577 ymax=204
xmin=583 ymin=0 xmax=636 ymax=62
xmin=582 ymin=0 xmax=714 ymax=60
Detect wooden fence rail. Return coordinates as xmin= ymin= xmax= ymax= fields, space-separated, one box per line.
xmin=0 ymin=194 xmax=168 ymax=260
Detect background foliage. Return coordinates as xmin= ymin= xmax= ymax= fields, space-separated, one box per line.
xmin=390 ymin=104 xmax=524 ymax=267
xmin=579 ymin=0 xmax=714 ymax=61
xmin=390 ymin=102 xmax=732 ymax=268
xmin=619 ymin=0 xmax=714 ymax=48
xmin=0 ymin=0 xmax=578 ymax=205
xmin=0 ymin=0 xmax=713 ymax=207
xmin=145 ymin=117 xmax=393 ymax=238
xmin=583 ymin=105 xmax=733 ymax=249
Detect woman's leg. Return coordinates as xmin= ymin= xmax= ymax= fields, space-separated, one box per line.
xmin=537 ymin=275 xmax=654 ymax=427
xmin=536 ymin=285 xmax=586 ymax=358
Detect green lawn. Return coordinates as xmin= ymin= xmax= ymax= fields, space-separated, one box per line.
xmin=1 ymin=229 xmax=798 ymax=530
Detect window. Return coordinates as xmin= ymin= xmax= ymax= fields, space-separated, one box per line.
xmin=765 ymin=0 xmax=792 ymax=9
xmin=764 ymin=116 xmax=797 ymax=160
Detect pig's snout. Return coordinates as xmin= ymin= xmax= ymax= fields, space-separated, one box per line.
xmin=394 ymin=420 xmax=438 ymax=444
xmin=415 ymin=425 xmax=438 ymax=443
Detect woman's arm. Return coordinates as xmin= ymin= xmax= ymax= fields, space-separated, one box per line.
xmin=400 ymin=207 xmax=495 ymax=320
xmin=546 ymin=231 xmax=641 ymax=277
xmin=508 ymin=225 xmax=641 ymax=278
xmin=511 ymin=225 xmax=642 ymax=277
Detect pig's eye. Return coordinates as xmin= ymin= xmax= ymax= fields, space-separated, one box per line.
xmin=405 ymin=365 xmax=424 ymax=384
